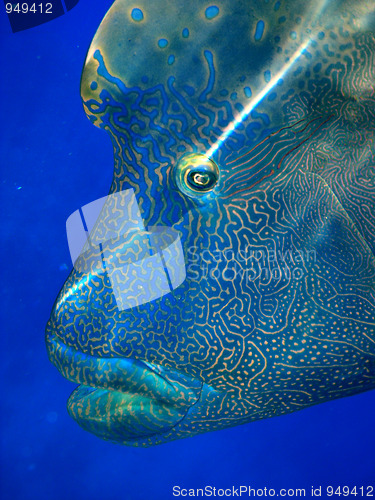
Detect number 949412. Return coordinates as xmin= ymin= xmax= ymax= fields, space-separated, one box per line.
xmin=5 ymin=3 xmax=53 ymax=14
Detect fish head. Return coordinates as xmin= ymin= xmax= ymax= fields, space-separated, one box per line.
xmin=46 ymin=0 xmax=375 ymax=446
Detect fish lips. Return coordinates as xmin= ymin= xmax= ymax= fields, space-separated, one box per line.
xmin=46 ymin=324 xmax=202 ymax=444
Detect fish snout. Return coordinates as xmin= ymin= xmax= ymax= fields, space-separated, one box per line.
xmin=46 ymin=317 xmax=209 ymax=445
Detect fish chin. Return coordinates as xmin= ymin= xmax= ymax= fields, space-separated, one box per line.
xmin=46 ymin=328 xmax=203 ymax=445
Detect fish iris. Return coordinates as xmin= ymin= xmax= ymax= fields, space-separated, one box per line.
xmin=174 ymin=153 xmax=219 ymax=197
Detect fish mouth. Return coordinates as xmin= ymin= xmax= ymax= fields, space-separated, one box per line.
xmin=46 ymin=326 xmax=203 ymax=445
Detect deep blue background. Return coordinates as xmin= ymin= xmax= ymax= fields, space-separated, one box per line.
xmin=0 ymin=2 xmax=374 ymax=499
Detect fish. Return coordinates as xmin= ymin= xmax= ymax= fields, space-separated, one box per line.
xmin=46 ymin=0 xmax=375 ymax=446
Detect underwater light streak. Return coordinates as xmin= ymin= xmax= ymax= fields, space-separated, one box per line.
xmin=206 ymin=39 xmax=311 ymax=158
xmin=56 ymin=272 xmax=96 ymax=311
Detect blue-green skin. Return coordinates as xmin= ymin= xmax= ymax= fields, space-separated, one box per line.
xmin=46 ymin=0 xmax=375 ymax=446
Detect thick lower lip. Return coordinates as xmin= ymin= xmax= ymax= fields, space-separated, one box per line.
xmin=46 ymin=326 xmax=202 ymax=444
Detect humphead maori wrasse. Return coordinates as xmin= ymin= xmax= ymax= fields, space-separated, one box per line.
xmin=46 ymin=0 xmax=375 ymax=446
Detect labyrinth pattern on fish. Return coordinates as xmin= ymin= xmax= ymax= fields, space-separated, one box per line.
xmin=46 ymin=0 xmax=375 ymax=446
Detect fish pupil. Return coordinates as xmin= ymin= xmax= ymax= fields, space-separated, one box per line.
xmin=187 ymin=169 xmax=216 ymax=190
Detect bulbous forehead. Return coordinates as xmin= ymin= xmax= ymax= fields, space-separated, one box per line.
xmin=80 ymin=0 xmax=336 ymax=114
xmin=80 ymin=0 xmax=373 ymax=154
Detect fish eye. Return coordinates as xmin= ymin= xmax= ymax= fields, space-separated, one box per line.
xmin=174 ymin=153 xmax=219 ymax=198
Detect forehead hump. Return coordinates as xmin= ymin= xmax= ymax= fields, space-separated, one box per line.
xmin=81 ymin=0 xmax=324 ymax=113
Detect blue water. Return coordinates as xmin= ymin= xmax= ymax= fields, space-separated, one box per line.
xmin=0 ymin=2 xmax=374 ymax=499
